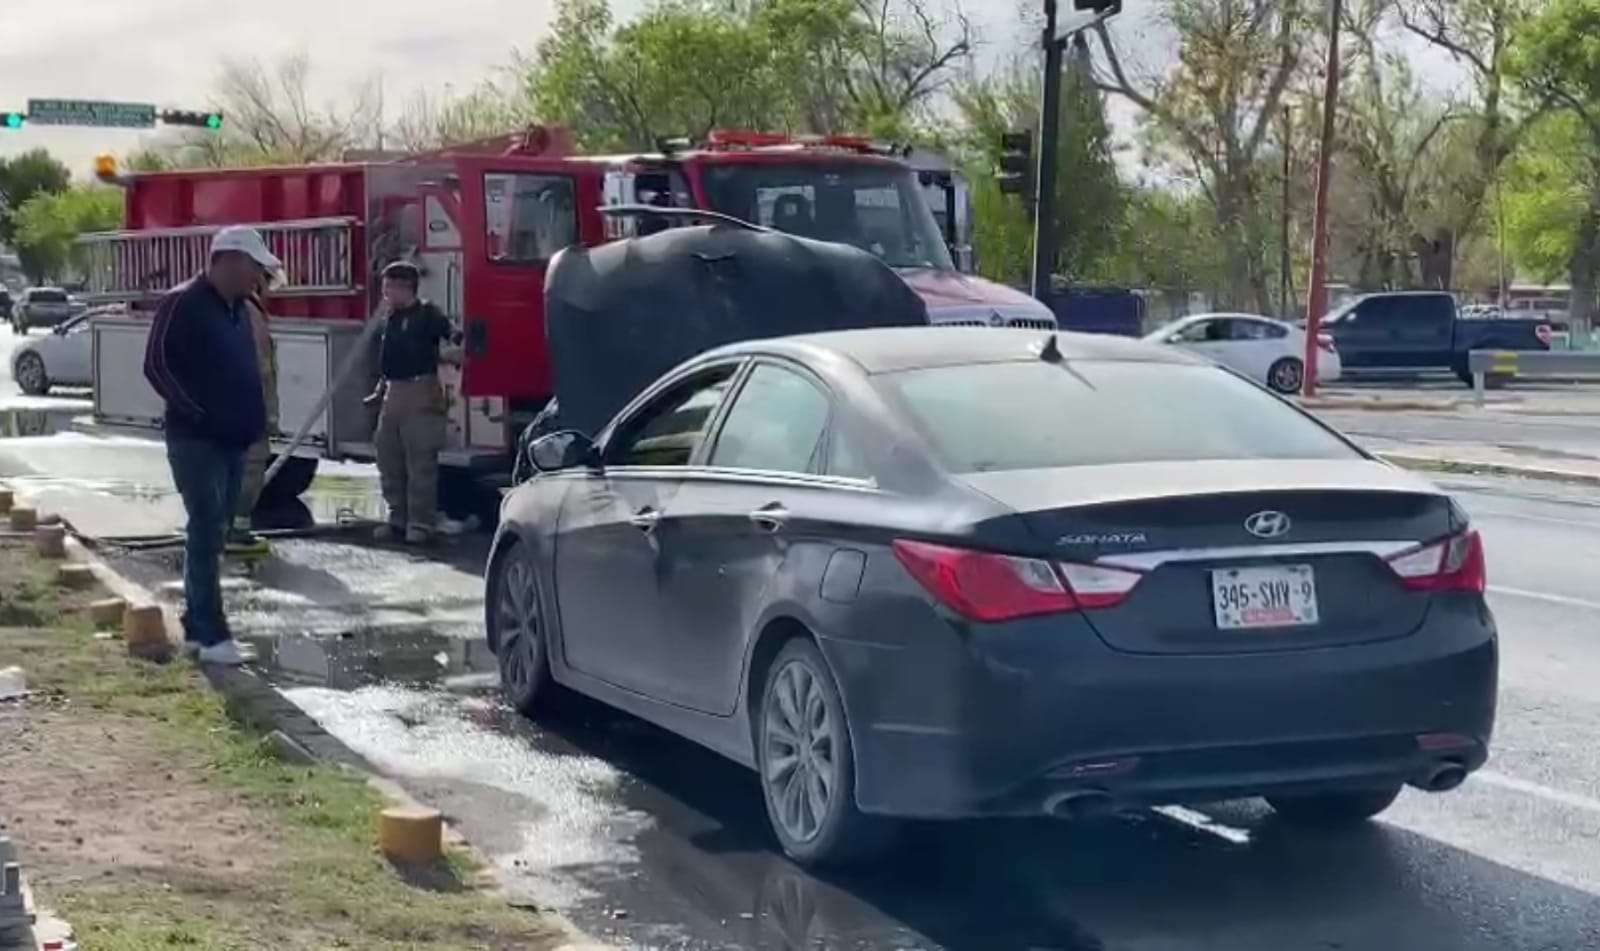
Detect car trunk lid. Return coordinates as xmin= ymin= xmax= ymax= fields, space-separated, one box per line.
xmin=960 ymin=459 xmax=1459 ymax=655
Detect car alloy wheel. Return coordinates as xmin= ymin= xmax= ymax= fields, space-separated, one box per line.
xmin=13 ymin=352 xmax=48 ymax=395
xmin=1268 ymin=357 xmax=1304 ymax=394
xmin=492 ymin=548 xmax=549 ymax=715
xmin=763 ymin=657 xmax=840 ymax=844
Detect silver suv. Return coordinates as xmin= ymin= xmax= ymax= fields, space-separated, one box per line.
xmin=13 ymin=287 xmax=73 ymax=333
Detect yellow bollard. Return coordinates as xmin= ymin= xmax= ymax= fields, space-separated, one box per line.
xmin=123 ymin=605 xmax=170 ymax=660
xmin=34 ymin=524 xmax=66 ymax=559
xmin=56 ymin=564 xmax=95 ymax=589
xmin=88 ymin=598 xmax=127 ymax=629
xmin=378 ymin=806 xmax=443 ymax=864
xmin=9 ymin=507 xmax=36 ymax=533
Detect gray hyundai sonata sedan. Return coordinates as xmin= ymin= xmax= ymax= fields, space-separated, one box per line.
xmin=486 ymin=327 xmax=1496 ymax=866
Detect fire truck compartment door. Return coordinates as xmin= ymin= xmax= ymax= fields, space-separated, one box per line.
xmin=460 ymin=161 xmax=594 ymax=401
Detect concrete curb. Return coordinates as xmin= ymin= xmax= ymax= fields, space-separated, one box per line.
xmin=1301 ymin=398 xmax=1466 ymax=413
xmin=1378 ymin=452 xmax=1600 ymax=487
xmin=47 ymin=528 xmax=606 ymax=949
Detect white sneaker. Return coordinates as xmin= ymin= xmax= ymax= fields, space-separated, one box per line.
xmin=196 ymin=640 xmax=252 ymax=666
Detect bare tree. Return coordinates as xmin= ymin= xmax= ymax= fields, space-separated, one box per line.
xmin=145 ymin=54 xmax=381 ymax=168
xmin=1092 ymin=0 xmax=1305 ymax=310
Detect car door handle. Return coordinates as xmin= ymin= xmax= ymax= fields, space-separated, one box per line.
xmin=748 ymin=503 xmax=789 ymax=533
xmin=628 ymin=507 xmax=661 ymax=532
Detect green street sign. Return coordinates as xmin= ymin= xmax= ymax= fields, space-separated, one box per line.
xmin=25 ymin=98 xmax=157 ymax=129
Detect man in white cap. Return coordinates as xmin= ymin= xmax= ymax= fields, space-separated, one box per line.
xmin=143 ymin=225 xmax=279 ymax=666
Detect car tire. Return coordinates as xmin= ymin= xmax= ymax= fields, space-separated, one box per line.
xmin=256 ymin=455 xmax=318 ymax=508
xmin=488 ymin=544 xmax=556 ymax=717
xmin=1267 ymin=357 xmax=1304 ymax=395
xmin=13 ymin=351 xmax=49 ymax=395
xmin=758 ymin=638 xmax=895 ymax=866
xmin=1266 ymin=784 xmax=1402 ymax=826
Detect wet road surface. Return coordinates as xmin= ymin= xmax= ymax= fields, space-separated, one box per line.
xmin=49 ymin=466 xmax=1598 ymax=950
xmin=4 ymin=358 xmax=1600 ymax=947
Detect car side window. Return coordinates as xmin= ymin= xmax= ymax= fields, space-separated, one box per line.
xmin=1356 ymin=297 xmax=1394 ymax=327
xmin=608 ymin=368 xmax=737 ymax=468
xmin=1172 ymin=320 xmax=1214 ymax=343
xmin=826 ymin=429 xmax=873 ymax=481
xmin=709 ymin=364 xmax=832 ymax=475
xmin=1231 ymin=320 xmax=1281 ymax=341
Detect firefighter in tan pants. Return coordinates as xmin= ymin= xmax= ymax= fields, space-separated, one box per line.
xmin=369 ymin=261 xmax=459 ymax=545
xmin=230 ymin=274 xmax=278 ymax=549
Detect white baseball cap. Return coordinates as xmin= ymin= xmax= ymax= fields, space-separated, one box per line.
xmin=210 ymin=225 xmax=283 ymax=274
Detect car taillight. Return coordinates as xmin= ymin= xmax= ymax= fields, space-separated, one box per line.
xmin=1317 ymin=332 xmax=1337 ymax=354
xmin=1385 ymin=530 xmax=1485 ymax=593
xmin=892 ymin=539 xmax=1143 ymax=622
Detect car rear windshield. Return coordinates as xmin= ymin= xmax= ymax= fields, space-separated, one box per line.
xmin=29 ymin=290 xmax=67 ymax=303
xmin=880 ymin=360 xmax=1359 ymax=473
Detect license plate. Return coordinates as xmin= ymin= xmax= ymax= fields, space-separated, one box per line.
xmin=1211 ymin=564 xmax=1318 ymax=630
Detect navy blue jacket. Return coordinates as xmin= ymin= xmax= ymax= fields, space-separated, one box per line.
xmin=143 ymin=275 xmax=266 ymax=450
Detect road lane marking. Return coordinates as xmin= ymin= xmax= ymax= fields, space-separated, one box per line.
xmin=1150 ymin=805 xmax=1251 ymax=845
xmin=1472 ymin=769 xmax=1600 ymax=817
xmin=1488 ymin=585 xmax=1600 ymax=612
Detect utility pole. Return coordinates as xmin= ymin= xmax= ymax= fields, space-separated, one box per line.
xmin=1030 ymin=0 xmax=1121 ymax=304
xmin=1031 ymin=0 xmax=1065 ymax=302
xmin=1281 ymin=106 xmax=1292 ymax=318
xmin=1302 ymin=0 xmax=1342 ymax=398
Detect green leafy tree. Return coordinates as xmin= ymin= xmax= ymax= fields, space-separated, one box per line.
xmin=1396 ymin=0 xmax=1539 ymax=289
xmin=11 ymin=186 xmax=124 ymax=283
xmin=0 ymin=149 xmax=72 ymax=256
xmin=519 ymin=0 xmax=970 ymax=150
xmin=1503 ymin=115 xmax=1592 ymax=283
xmin=1506 ymin=0 xmax=1600 ymax=329
xmin=953 ymin=47 xmax=1124 ymax=285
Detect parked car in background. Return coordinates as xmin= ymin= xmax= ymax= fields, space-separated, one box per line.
xmin=491 ymin=327 xmax=1496 ymax=866
xmin=10 ymin=309 xmax=94 ymax=394
xmin=12 ymin=287 xmax=74 ymax=333
xmin=1145 ymin=313 xmax=1340 ymax=394
xmin=1323 ymin=291 xmax=1559 ymax=385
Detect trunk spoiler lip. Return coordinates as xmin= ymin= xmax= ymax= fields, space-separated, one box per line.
xmin=956 ymin=458 xmax=1443 ymax=512
xmin=1095 ymin=539 xmax=1420 ymax=572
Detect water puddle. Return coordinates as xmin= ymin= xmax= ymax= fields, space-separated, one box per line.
xmin=0 ymin=406 xmax=81 ymax=437
xmin=246 ymin=628 xmax=498 ymax=691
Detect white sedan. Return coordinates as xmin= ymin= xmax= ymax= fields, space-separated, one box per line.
xmin=10 ymin=309 xmax=93 ymax=395
xmin=1145 ymin=313 xmax=1341 ymax=394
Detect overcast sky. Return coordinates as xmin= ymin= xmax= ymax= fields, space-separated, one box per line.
xmin=1 ymin=1 xmax=1452 ymax=180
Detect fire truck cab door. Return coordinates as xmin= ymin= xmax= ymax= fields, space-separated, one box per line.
xmin=457 ymin=158 xmax=600 ymax=402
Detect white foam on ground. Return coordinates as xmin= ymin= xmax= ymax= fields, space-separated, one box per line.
xmin=285 ymin=685 xmax=649 ymax=907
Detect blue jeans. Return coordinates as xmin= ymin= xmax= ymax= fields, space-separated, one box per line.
xmin=166 ymin=435 xmax=243 ymax=647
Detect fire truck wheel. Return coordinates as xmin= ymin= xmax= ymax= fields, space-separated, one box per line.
xmin=257 ymin=456 xmax=319 ymax=509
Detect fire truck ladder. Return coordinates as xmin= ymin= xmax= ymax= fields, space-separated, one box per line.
xmin=75 ymin=217 xmax=360 ymax=303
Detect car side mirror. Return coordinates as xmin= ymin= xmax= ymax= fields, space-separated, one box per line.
xmin=529 ymin=430 xmax=598 ymax=473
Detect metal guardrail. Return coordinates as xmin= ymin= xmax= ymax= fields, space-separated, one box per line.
xmin=1467 ymin=349 xmax=1600 ymax=406
xmin=75 ymin=217 xmax=359 ymax=302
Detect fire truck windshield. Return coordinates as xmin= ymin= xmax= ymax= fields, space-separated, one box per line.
xmin=699 ymin=162 xmax=955 ymax=271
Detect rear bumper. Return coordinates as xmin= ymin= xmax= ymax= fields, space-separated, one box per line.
xmin=821 ymin=594 xmax=1496 ymax=818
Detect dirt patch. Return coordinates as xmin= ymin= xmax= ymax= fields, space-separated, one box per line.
xmin=0 ymin=540 xmax=565 ymax=950
xmin=0 ymin=711 xmax=273 ymax=881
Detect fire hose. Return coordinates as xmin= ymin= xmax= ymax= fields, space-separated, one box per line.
xmin=259 ymin=309 xmax=389 ymax=490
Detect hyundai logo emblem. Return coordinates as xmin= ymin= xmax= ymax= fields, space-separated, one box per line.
xmin=1244 ymin=510 xmax=1292 ymax=538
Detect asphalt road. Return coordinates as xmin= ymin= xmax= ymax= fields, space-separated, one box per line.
xmin=3 ymin=333 xmax=1599 ymax=949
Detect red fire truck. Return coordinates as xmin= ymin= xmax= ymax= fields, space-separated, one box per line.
xmin=83 ymin=126 xmax=1053 ymax=501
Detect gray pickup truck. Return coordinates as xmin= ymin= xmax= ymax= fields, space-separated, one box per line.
xmin=1324 ymin=291 xmax=1562 ymax=385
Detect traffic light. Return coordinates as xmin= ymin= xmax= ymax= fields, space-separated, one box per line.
xmin=160 ymin=109 xmax=223 ymax=130
xmin=94 ymin=154 xmax=118 ymax=182
xmin=997 ymin=130 xmax=1033 ymax=197
xmin=1 ymin=112 xmax=23 ymax=130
